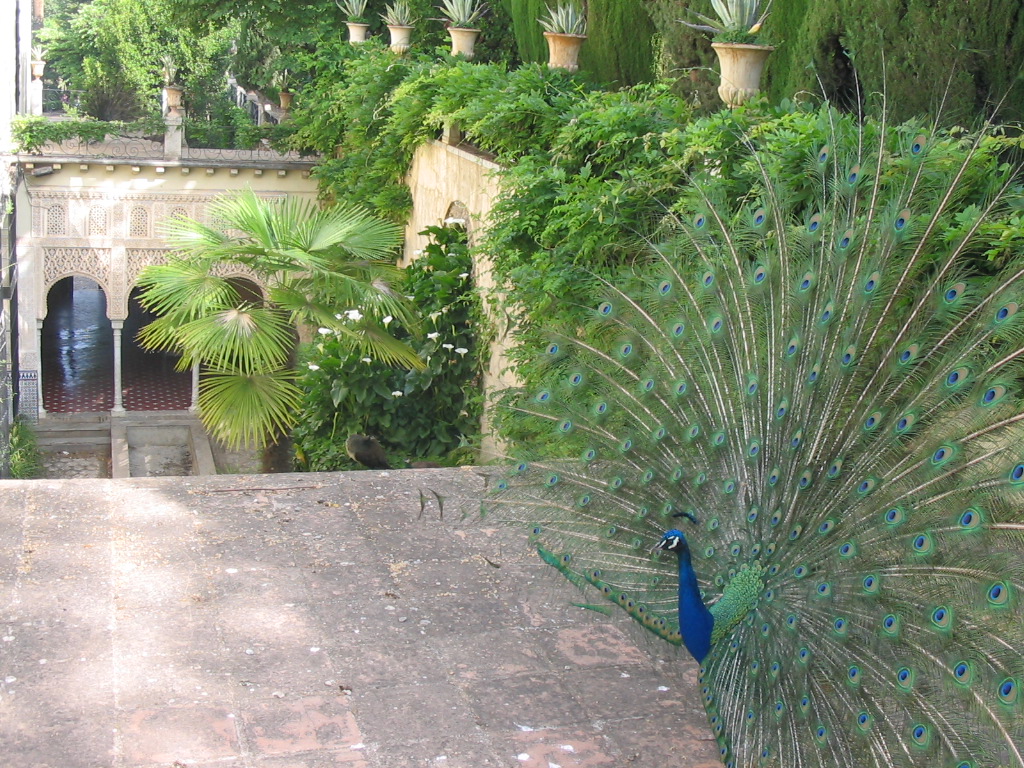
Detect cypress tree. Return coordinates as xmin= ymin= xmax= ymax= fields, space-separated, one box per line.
xmin=508 ymin=0 xmax=657 ymax=86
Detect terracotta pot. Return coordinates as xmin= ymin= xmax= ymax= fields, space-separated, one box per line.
xmin=387 ymin=24 xmax=414 ymax=54
xmin=448 ymin=27 xmax=480 ymax=59
xmin=711 ymin=42 xmax=773 ymax=108
xmin=543 ymin=32 xmax=586 ymax=72
xmin=346 ymin=22 xmax=370 ymax=43
xmin=279 ymin=91 xmax=293 ymax=110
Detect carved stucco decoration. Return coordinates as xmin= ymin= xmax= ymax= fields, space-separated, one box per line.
xmin=43 ymin=246 xmax=113 ymax=316
xmin=31 ymin=191 xmax=278 ymax=320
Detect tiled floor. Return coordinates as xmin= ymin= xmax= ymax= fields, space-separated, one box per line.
xmin=41 ymin=279 xmax=192 ymax=413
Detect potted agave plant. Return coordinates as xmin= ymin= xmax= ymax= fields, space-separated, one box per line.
xmin=160 ymin=54 xmax=184 ymax=110
xmin=439 ymin=0 xmax=486 ymax=59
xmin=30 ymin=45 xmax=46 ymax=79
xmin=275 ymin=69 xmax=293 ymax=110
xmin=681 ymin=0 xmax=773 ymax=107
xmin=382 ymin=0 xmax=417 ymax=53
xmin=337 ymin=0 xmax=371 ymax=43
xmin=538 ymin=2 xmax=587 ymax=72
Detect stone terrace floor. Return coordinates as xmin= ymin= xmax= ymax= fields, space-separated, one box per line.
xmin=0 ymin=467 xmax=718 ymax=768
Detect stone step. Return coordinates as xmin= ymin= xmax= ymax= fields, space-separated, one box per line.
xmin=35 ymin=417 xmax=111 ymax=449
xmin=37 ymin=431 xmax=111 ymax=449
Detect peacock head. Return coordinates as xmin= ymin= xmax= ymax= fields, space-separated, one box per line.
xmin=653 ymin=529 xmax=689 ymax=554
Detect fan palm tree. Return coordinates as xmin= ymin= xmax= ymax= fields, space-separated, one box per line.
xmin=136 ymin=189 xmax=420 ymax=470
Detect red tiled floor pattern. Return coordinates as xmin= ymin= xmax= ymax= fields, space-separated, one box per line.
xmin=41 ymin=279 xmax=192 ymax=413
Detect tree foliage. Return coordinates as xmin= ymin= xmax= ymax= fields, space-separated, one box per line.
xmin=41 ymin=0 xmax=237 ymax=120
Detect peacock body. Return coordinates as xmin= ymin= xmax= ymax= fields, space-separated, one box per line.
xmin=485 ymin=105 xmax=1024 ymax=768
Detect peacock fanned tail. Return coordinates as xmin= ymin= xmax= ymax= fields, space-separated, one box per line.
xmin=485 ymin=105 xmax=1024 ymax=768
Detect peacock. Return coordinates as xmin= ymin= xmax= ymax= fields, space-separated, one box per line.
xmin=483 ymin=103 xmax=1024 ymax=768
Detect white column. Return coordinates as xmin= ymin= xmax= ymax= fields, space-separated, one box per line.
xmin=29 ymin=78 xmax=43 ymax=116
xmin=190 ymin=362 xmax=199 ymax=411
xmin=111 ymin=320 xmax=125 ymax=414
xmin=29 ymin=60 xmax=45 ymax=116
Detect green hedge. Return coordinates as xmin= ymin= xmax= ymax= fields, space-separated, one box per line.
xmin=293 ymin=225 xmax=484 ymax=469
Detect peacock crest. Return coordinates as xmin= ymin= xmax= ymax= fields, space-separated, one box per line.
xmin=484 ymin=103 xmax=1024 ymax=768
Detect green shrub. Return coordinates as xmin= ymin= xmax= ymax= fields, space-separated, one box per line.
xmin=486 ymin=101 xmax=1024 ymax=448
xmin=12 ymin=114 xmax=165 ymax=153
xmin=293 ymin=225 xmax=484 ymax=470
xmin=7 ymin=419 xmax=41 ymax=480
xmin=288 ymin=47 xmax=591 ymax=220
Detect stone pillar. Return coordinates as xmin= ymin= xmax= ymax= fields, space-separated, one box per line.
xmin=29 ymin=60 xmax=45 ymax=115
xmin=36 ymin=319 xmax=46 ymax=418
xmin=190 ymin=362 xmax=199 ymax=411
xmin=111 ymin=320 xmax=125 ymax=414
xmin=163 ymin=86 xmax=184 ymax=160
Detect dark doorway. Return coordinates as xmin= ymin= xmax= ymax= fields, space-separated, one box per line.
xmin=41 ymin=276 xmax=113 ymax=412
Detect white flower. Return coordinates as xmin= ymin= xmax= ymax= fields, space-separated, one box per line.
xmin=427 ymin=332 xmax=440 ymax=340
xmin=442 ymin=343 xmax=454 ymax=350
xmin=361 ymin=357 xmax=372 ymax=363
xmin=429 ymin=311 xmax=442 ymax=322
xmin=318 ymin=327 xmax=332 ymax=335
xmin=345 ymin=309 xmax=363 ymax=321
xmin=454 ymin=347 xmax=468 ymax=355
xmin=458 ymin=272 xmax=469 ymax=279
xmin=382 ymin=315 xmax=393 ymax=327
xmin=391 ymin=390 xmax=404 ymax=397
xmin=307 ymin=363 xmax=320 ymax=371
xmin=335 ymin=313 xmax=343 ymax=320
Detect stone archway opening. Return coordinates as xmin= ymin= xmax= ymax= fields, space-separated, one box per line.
xmin=41 ymin=276 xmax=114 ymax=413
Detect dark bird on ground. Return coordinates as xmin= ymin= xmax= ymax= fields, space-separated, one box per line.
xmin=485 ymin=103 xmax=1024 ymax=768
xmin=406 ymin=459 xmax=443 ymax=469
xmin=345 ymin=434 xmax=390 ymax=469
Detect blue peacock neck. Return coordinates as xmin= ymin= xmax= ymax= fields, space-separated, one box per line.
xmin=675 ymin=543 xmax=715 ymax=661
xmin=673 ymin=543 xmax=765 ymax=663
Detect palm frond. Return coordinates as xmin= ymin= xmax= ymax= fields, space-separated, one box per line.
xmin=136 ymin=262 xmax=241 ymax=319
xmin=197 ymin=369 xmax=303 ymax=450
xmin=174 ymin=306 xmax=295 ymax=375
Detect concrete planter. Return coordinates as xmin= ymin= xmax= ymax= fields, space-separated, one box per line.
xmin=163 ymin=85 xmax=184 ymax=109
xmin=387 ymin=24 xmax=414 ymax=54
xmin=31 ymin=60 xmax=46 ymax=80
xmin=711 ymin=42 xmax=773 ymax=107
xmin=346 ymin=22 xmax=370 ymax=43
xmin=279 ymin=90 xmax=293 ymax=110
xmin=448 ymin=27 xmax=480 ymax=59
xmin=544 ymin=32 xmax=586 ymax=72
